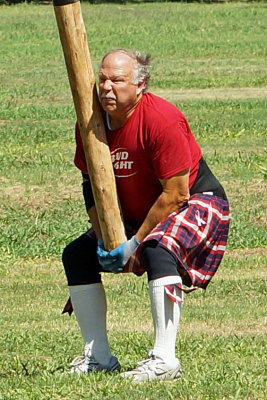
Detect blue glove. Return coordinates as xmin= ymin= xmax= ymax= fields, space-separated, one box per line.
xmin=97 ymin=238 xmax=124 ymax=273
xmin=96 ymin=238 xmax=116 ymax=266
xmin=97 ymin=236 xmax=140 ymax=273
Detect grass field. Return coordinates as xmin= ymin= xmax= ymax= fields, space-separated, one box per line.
xmin=0 ymin=2 xmax=267 ymax=399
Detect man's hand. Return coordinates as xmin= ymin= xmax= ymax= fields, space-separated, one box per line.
xmin=97 ymin=238 xmax=115 ymax=266
xmin=96 ymin=236 xmax=140 ymax=273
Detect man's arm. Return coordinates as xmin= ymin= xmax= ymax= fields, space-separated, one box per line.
xmin=96 ymin=168 xmax=190 ymax=271
xmin=135 ymin=168 xmax=190 ymax=243
xmin=97 ymin=168 xmax=190 ymax=271
xmin=88 ymin=205 xmax=102 ymax=240
xmin=81 ymin=172 xmax=102 ymax=240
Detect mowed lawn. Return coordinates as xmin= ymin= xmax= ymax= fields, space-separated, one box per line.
xmin=0 ymin=2 xmax=266 ymax=399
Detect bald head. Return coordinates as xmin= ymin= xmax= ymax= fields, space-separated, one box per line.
xmin=100 ymin=51 xmax=138 ymax=85
xmin=100 ymin=49 xmax=151 ymax=92
xmin=98 ymin=50 xmax=149 ymax=125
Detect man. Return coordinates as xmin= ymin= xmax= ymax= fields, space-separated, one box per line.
xmin=62 ymin=49 xmax=230 ymax=382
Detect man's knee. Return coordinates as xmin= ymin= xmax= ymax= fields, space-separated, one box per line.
xmin=140 ymin=240 xmax=159 ymax=264
xmin=62 ymin=233 xmax=101 ymax=286
xmin=62 ymin=241 xmax=76 ymax=271
xmin=62 ymin=233 xmax=97 ymax=272
xmin=140 ymin=241 xmax=179 ymax=281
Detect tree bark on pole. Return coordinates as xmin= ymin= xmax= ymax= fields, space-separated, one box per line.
xmin=53 ymin=0 xmax=126 ymax=250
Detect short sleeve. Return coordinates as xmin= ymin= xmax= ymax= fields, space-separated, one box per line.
xmin=148 ymin=121 xmax=192 ymax=180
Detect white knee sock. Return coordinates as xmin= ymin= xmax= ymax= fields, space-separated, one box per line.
xmin=149 ymin=275 xmax=183 ymax=366
xmin=69 ymin=283 xmax=112 ymax=365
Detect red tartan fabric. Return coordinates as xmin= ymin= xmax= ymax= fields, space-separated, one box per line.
xmin=124 ymin=193 xmax=230 ymax=289
xmin=165 ymin=284 xmax=184 ymax=303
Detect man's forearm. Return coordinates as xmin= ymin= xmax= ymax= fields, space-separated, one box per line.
xmin=135 ymin=170 xmax=190 ymax=243
xmin=135 ymin=192 xmax=188 ymax=243
xmin=88 ymin=205 xmax=102 ymax=240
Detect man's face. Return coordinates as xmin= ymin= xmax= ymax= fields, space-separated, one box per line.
xmin=98 ymin=52 xmax=143 ymax=118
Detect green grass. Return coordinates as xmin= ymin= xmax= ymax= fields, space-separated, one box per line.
xmin=0 ymin=2 xmax=267 ymax=399
xmin=1 ymin=255 xmax=266 ymax=399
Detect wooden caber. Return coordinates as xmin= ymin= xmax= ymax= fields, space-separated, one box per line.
xmin=53 ymin=0 xmax=126 ymax=250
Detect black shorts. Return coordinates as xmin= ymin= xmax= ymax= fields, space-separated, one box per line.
xmin=62 ymin=233 xmax=180 ymax=286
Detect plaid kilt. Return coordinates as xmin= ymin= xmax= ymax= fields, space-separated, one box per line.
xmin=124 ymin=193 xmax=230 ymax=290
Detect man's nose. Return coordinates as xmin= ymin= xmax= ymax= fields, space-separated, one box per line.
xmin=103 ymin=79 xmax=113 ymax=91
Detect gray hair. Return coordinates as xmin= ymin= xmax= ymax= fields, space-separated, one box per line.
xmin=100 ymin=49 xmax=151 ymax=93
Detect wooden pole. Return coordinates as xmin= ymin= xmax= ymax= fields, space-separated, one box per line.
xmin=53 ymin=0 xmax=126 ymax=250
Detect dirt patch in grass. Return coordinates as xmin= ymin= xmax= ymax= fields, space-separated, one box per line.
xmin=225 ymin=248 xmax=267 ymax=259
xmin=216 ymin=266 xmax=266 ymax=282
xmin=228 ymin=179 xmax=266 ymax=199
xmin=227 ymin=179 xmax=267 ymax=226
xmin=153 ymin=87 xmax=267 ymax=101
xmin=0 ymin=181 xmax=81 ymax=210
xmin=181 ymin=320 xmax=267 ymax=336
xmin=108 ymin=317 xmax=267 ymax=336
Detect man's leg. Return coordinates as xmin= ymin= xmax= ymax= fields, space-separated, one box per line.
xmin=62 ymin=233 xmax=120 ymax=373
xmin=121 ymin=241 xmax=183 ymax=382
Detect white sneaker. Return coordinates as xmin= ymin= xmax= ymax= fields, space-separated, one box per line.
xmin=69 ymin=344 xmax=121 ymax=375
xmin=121 ymin=350 xmax=182 ymax=382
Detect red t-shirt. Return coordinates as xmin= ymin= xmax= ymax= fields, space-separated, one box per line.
xmin=74 ymin=93 xmax=201 ymax=227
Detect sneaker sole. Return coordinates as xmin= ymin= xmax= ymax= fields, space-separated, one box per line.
xmin=121 ymin=367 xmax=182 ymax=383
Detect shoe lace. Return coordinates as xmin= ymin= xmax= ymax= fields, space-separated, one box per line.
xmin=70 ymin=343 xmax=97 ymax=369
xmin=70 ymin=354 xmax=89 ymax=368
xmin=135 ymin=351 xmax=166 ymax=373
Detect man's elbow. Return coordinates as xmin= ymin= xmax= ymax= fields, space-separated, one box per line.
xmin=175 ymin=191 xmax=190 ymax=209
xmin=160 ymin=191 xmax=189 ymax=213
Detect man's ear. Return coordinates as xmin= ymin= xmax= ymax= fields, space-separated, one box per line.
xmin=136 ymin=81 xmax=145 ymax=95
